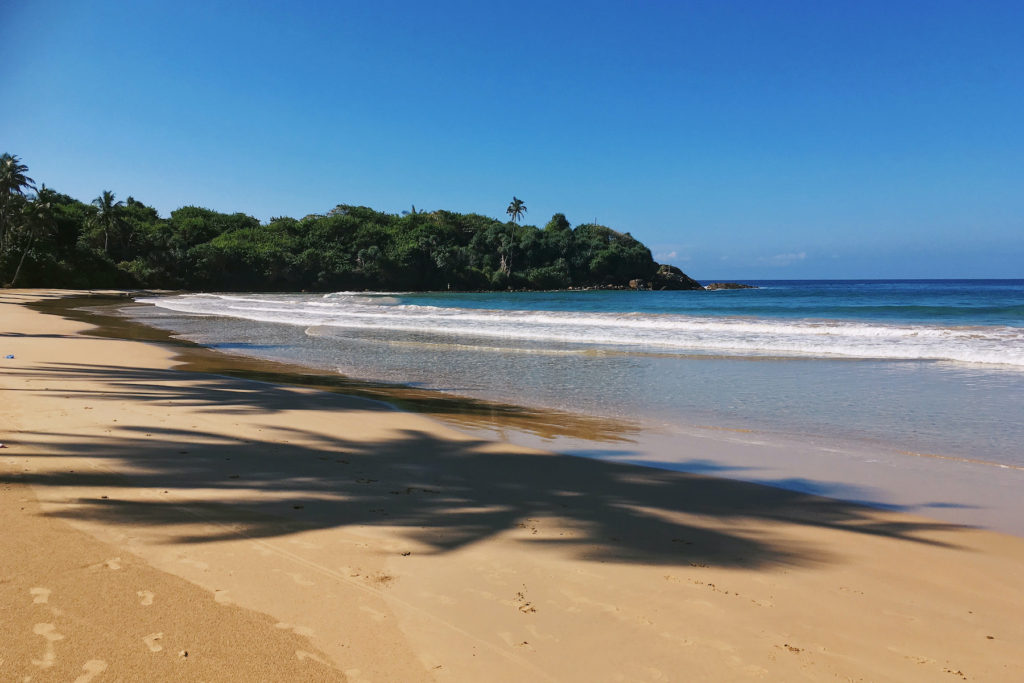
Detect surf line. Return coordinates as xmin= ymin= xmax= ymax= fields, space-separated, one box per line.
xmin=895 ymin=450 xmax=1024 ymax=471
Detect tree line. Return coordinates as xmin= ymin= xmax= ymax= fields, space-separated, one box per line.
xmin=1 ymin=154 xmax=686 ymax=292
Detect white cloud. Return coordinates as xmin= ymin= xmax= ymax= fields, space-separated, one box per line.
xmin=653 ymin=249 xmax=689 ymax=263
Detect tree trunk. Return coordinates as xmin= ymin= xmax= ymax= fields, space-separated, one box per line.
xmin=9 ymin=233 xmax=34 ymax=287
xmin=0 ymin=210 xmax=8 ymax=254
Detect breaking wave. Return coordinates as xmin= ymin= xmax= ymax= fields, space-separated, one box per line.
xmin=138 ymin=292 xmax=1024 ymax=368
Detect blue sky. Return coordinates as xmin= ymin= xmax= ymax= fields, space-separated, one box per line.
xmin=2 ymin=0 xmax=1022 ymax=278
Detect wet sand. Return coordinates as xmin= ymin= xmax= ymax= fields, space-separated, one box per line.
xmin=3 ymin=289 xmax=1024 ymax=681
xmin=107 ymin=293 xmax=1024 ymax=536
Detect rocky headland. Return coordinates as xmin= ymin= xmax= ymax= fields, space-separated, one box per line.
xmin=627 ymin=266 xmax=757 ymax=292
xmin=704 ymin=282 xmax=758 ymax=290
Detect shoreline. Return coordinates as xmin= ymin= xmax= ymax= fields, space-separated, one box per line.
xmin=92 ymin=291 xmax=1024 ymax=536
xmin=32 ymin=293 xmax=643 ymax=444
xmin=4 ymin=289 xmax=1024 ymax=681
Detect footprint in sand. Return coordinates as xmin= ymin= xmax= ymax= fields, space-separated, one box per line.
xmin=526 ymin=624 xmax=558 ymax=643
xmin=296 ymin=650 xmax=330 ymax=665
xmin=72 ymin=659 xmax=108 ymax=683
xmin=417 ymin=590 xmax=456 ymax=606
xmin=643 ymin=666 xmax=669 ymax=681
xmin=276 ymin=622 xmax=316 ymax=637
xmin=178 ymin=557 xmax=209 ymax=571
xmin=287 ymin=572 xmax=315 ymax=587
xmin=658 ymin=631 xmax=695 ymax=648
xmin=343 ymin=667 xmax=373 ymax=683
xmin=213 ymin=589 xmax=232 ymax=605
xmin=31 ymin=623 xmax=65 ymax=668
xmin=143 ymin=633 xmax=164 ymax=653
xmin=358 ymin=605 xmax=387 ymax=622
xmin=137 ymin=590 xmax=155 ymax=606
xmin=250 ymin=543 xmax=275 ymax=557
xmin=497 ymin=631 xmax=529 ymax=648
xmin=104 ymin=558 xmax=122 ymax=570
xmin=30 ymin=587 xmax=51 ymax=604
xmin=465 ymin=587 xmax=498 ymax=601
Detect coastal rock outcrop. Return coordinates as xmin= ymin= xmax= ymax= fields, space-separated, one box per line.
xmin=651 ymin=265 xmax=704 ymax=291
xmin=705 ymin=282 xmax=757 ymax=290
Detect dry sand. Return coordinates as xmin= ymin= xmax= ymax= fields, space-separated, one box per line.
xmin=2 ymin=289 xmax=1023 ymax=682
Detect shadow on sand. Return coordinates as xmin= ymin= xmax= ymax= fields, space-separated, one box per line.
xmin=4 ymin=359 xmax=967 ymax=571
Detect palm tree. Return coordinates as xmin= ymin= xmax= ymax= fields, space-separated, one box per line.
xmin=500 ymin=197 xmax=527 ymax=275
xmin=0 ymin=153 xmax=36 ymax=253
xmin=8 ymin=185 xmax=54 ymax=287
xmin=506 ymin=196 xmax=526 ymax=224
xmin=91 ymin=190 xmax=124 ymax=254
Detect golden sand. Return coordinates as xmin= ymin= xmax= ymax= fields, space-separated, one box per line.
xmin=2 ymin=290 xmax=1023 ymax=681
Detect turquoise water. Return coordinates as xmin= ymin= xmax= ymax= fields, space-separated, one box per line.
xmin=134 ymin=280 xmax=1024 ymax=467
xmin=399 ymin=279 xmax=1024 ymax=327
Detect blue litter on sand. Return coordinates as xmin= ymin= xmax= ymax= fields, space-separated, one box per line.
xmin=4 ymin=354 xmax=13 ymax=359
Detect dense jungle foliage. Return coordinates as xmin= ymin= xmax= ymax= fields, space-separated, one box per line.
xmin=1 ymin=154 xmax=676 ymax=291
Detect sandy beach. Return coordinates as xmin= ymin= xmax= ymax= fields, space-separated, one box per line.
xmin=2 ymin=290 xmax=1024 ymax=682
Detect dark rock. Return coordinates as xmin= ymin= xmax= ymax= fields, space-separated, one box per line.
xmin=704 ymin=282 xmax=757 ymax=290
xmin=628 ymin=279 xmax=650 ymax=290
xmin=652 ymin=265 xmax=704 ymax=291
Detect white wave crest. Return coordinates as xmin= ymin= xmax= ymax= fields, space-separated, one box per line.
xmin=137 ymin=293 xmax=1024 ymax=368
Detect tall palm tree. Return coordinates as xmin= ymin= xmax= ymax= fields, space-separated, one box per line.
xmin=500 ymin=197 xmax=527 ymax=275
xmin=9 ymin=185 xmax=54 ymax=287
xmin=0 ymin=153 xmax=36 ymax=253
xmin=506 ymin=196 xmax=526 ymax=224
xmin=91 ymin=190 xmax=124 ymax=254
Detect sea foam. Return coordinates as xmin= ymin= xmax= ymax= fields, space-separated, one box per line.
xmin=138 ymin=292 xmax=1024 ymax=368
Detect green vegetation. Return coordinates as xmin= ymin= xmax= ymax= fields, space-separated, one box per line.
xmin=0 ymin=154 xmax=683 ymax=291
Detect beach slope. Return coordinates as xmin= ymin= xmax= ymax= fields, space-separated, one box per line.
xmin=2 ymin=290 xmax=1023 ymax=682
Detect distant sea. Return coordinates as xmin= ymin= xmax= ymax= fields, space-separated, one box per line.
xmin=134 ymin=280 xmax=1024 ymax=469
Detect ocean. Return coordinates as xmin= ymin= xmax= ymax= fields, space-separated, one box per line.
xmin=130 ymin=280 xmax=1024 ymax=530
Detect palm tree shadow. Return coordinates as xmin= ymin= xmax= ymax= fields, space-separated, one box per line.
xmin=5 ymin=362 xmax=969 ymax=570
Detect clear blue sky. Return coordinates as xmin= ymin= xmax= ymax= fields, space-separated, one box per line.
xmin=2 ymin=0 xmax=1022 ymax=278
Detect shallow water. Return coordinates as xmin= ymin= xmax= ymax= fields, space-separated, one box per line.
xmin=135 ymin=282 xmax=1024 ymax=467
